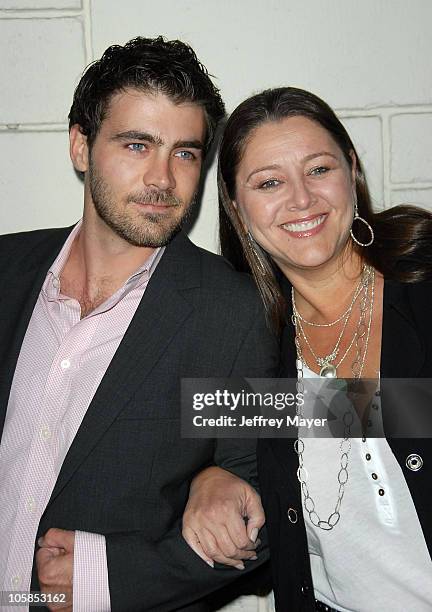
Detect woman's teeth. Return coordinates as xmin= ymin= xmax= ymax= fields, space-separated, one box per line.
xmin=283 ymin=214 xmax=326 ymax=232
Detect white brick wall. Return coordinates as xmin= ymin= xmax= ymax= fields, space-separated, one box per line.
xmin=1 ymin=0 xmax=81 ymax=9
xmin=1 ymin=0 xmax=431 ymax=249
xmin=391 ymin=113 xmax=432 ymax=183
xmin=341 ymin=116 xmax=384 ymax=208
xmin=391 ymin=188 xmax=432 ymax=208
xmin=0 ymin=131 xmax=82 ymax=232
xmin=0 ymin=17 xmax=85 ymax=124
xmin=0 ymin=2 xmax=431 ymax=610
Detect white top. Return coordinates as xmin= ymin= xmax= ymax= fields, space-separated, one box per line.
xmin=301 ymin=365 xmax=432 ymax=612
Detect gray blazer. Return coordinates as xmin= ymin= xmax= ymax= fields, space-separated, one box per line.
xmin=0 ymin=227 xmax=279 ymax=611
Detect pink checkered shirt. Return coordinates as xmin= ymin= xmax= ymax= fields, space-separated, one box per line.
xmin=0 ymin=221 xmax=164 ymax=611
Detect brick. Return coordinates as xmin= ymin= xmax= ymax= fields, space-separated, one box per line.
xmin=391 ymin=189 xmax=432 ymax=213
xmin=0 ymin=18 xmax=85 ymax=124
xmin=91 ymin=0 xmax=432 ymax=109
xmin=391 ymin=114 xmax=432 ymax=183
xmin=1 ymin=0 xmax=81 ymax=8
xmin=340 ymin=116 xmax=383 ymax=208
xmin=0 ymin=131 xmax=83 ymax=234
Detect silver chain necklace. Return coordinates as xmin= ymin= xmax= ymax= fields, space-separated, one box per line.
xmin=292 ymin=265 xmax=373 ymax=378
xmin=293 ymin=267 xmax=375 ymax=530
xmin=292 ymin=272 xmax=365 ymax=328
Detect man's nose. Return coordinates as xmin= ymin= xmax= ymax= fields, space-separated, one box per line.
xmin=142 ymin=153 xmax=176 ymax=191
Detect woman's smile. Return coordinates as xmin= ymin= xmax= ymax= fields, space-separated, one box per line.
xmin=280 ymin=213 xmax=328 ymax=237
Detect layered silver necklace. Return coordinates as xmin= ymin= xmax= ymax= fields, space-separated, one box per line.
xmin=292 ymin=265 xmax=374 ymax=378
xmin=292 ymin=265 xmax=375 ymax=530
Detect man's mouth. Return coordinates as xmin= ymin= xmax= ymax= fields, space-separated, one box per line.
xmin=132 ymin=201 xmax=174 ymax=208
xmin=128 ymin=192 xmax=182 ymax=209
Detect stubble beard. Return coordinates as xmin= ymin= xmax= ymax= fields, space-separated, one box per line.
xmin=88 ymin=158 xmax=195 ymax=248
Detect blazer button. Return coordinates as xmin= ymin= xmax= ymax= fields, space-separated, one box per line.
xmin=300 ymin=581 xmax=310 ymax=596
xmin=406 ymin=453 xmax=423 ymax=472
xmin=287 ymin=507 xmax=298 ymax=523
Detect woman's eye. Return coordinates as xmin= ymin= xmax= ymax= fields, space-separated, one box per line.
xmin=309 ymin=166 xmax=329 ymax=176
xmin=175 ymin=150 xmax=195 ymax=160
xmin=259 ymin=178 xmax=281 ymax=189
xmin=128 ymin=143 xmax=146 ymax=152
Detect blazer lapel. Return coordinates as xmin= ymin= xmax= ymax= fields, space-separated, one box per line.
xmin=381 ymin=279 xmax=425 ymax=377
xmin=268 ymin=296 xmax=299 ymax=478
xmin=48 ymin=232 xmax=200 ymax=505
xmin=0 ymin=227 xmax=73 ymax=435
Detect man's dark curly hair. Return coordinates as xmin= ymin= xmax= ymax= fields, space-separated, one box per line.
xmin=68 ymin=36 xmax=225 ymax=154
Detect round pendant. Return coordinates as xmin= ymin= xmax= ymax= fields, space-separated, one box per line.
xmin=319 ymin=363 xmax=337 ymax=378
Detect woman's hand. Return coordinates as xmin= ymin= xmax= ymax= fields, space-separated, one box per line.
xmin=182 ymin=466 xmax=265 ymax=569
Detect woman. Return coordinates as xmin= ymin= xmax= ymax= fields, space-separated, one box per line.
xmin=183 ymin=87 xmax=432 ymax=611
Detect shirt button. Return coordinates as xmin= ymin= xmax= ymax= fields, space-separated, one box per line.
xmin=365 ymin=453 xmax=371 ymax=461
xmin=406 ymin=453 xmax=423 ymax=472
xmin=60 ymin=359 xmax=71 ymax=370
xmin=52 ymin=278 xmax=60 ymax=289
xmin=41 ymin=425 xmax=51 ymax=440
xmin=26 ymin=497 xmax=35 ymax=513
xmin=371 ymin=473 xmax=378 ymax=480
xmin=378 ymin=488 xmax=385 ymax=496
xmin=11 ymin=575 xmax=21 ymax=587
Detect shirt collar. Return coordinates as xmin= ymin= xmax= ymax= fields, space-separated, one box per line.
xmin=42 ymin=219 xmax=165 ymax=301
xmin=43 ymin=221 xmax=82 ymax=300
xmin=126 ymin=244 xmax=165 ymax=290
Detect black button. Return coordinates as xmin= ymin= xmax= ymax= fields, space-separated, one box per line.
xmin=378 ymin=489 xmax=385 ymax=496
xmin=362 ymin=437 xmax=366 ymax=443
xmin=371 ymin=473 xmax=378 ymax=480
xmin=365 ymin=453 xmax=371 ymax=460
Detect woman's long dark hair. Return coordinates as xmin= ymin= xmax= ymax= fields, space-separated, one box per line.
xmin=218 ymin=87 xmax=432 ymax=333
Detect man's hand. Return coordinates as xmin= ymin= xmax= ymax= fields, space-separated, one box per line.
xmin=36 ymin=528 xmax=74 ymax=611
xmin=182 ymin=467 xmax=265 ymax=569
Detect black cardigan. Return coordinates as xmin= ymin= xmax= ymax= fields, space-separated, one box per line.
xmin=258 ymin=279 xmax=432 ymax=611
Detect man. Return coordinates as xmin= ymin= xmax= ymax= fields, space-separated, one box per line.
xmin=0 ymin=37 xmax=278 ymax=611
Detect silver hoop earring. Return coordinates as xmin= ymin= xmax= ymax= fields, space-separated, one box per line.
xmin=350 ymin=196 xmax=374 ymax=247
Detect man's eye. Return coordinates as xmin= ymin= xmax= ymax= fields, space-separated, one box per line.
xmin=309 ymin=166 xmax=329 ymax=176
xmin=128 ymin=143 xmax=146 ymax=152
xmin=259 ymin=179 xmax=281 ymax=189
xmin=175 ymin=150 xmax=195 ymax=160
